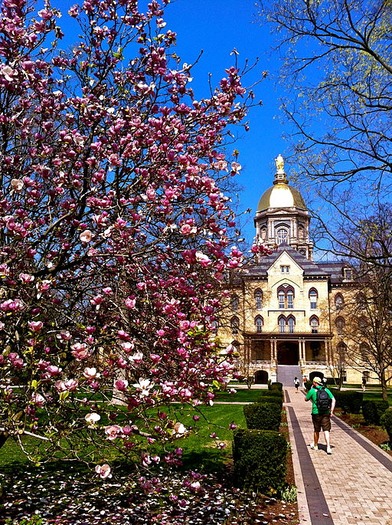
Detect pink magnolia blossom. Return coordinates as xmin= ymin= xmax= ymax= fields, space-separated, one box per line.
xmin=105 ymin=425 xmax=122 ymax=440
xmin=85 ymin=412 xmax=101 ymax=426
xmin=95 ymin=464 xmax=112 ymax=479
xmin=71 ymin=343 xmax=90 ymax=361
xmin=83 ymin=367 xmax=100 ymax=379
xmin=79 ymin=230 xmax=93 ymax=243
xmin=28 ymin=321 xmax=43 ymax=332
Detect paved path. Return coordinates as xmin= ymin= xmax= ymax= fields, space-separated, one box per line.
xmin=284 ymin=387 xmax=392 ymax=525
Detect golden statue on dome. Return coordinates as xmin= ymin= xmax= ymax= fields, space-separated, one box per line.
xmin=275 ymin=154 xmax=285 ymax=173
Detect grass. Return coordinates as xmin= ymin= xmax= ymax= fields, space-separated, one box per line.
xmin=0 ymin=398 xmax=251 ymax=472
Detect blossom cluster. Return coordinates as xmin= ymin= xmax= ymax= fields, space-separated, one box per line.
xmin=0 ymin=0 xmax=260 ymax=466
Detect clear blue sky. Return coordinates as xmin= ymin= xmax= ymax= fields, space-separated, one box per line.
xmin=164 ymin=0 xmax=287 ymax=243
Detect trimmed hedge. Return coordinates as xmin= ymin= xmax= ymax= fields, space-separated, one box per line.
xmin=332 ymin=390 xmax=363 ymax=414
xmin=380 ymin=408 xmax=392 ymax=444
xmin=257 ymin=393 xmax=283 ymax=407
xmin=233 ymin=429 xmax=287 ymax=494
xmin=243 ymin=402 xmax=282 ymax=431
xmin=362 ymin=400 xmax=390 ymax=425
xmin=268 ymin=381 xmax=283 ymax=392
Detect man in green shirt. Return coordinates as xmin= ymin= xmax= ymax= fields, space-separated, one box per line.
xmin=305 ymin=376 xmax=336 ymax=454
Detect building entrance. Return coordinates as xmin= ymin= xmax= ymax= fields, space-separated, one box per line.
xmin=277 ymin=342 xmax=299 ymax=365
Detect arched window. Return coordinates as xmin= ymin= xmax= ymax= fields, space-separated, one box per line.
xmin=278 ymin=316 xmax=286 ymax=333
xmin=356 ymin=292 xmax=367 ymax=309
xmin=335 ymin=293 xmax=344 ymax=310
xmin=230 ymin=316 xmax=239 ymax=335
xmin=337 ymin=342 xmax=347 ymax=363
xmin=359 ymin=342 xmax=370 ymax=362
xmin=254 ymin=289 xmax=263 ymax=310
xmin=277 ymin=228 xmax=289 ymax=244
xmin=277 ymin=284 xmax=295 ymax=309
xmin=278 ymin=290 xmax=285 ymax=309
xmin=287 ymin=316 xmax=296 ymax=333
xmin=231 ymin=294 xmax=239 ymax=311
xmin=255 ymin=315 xmax=263 ymax=333
xmin=287 ymin=290 xmax=294 ymax=309
xmin=335 ymin=316 xmax=345 ymax=335
xmin=358 ymin=316 xmax=368 ymax=329
xmin=310 ymin=316 xmax=319 ymax=333
xmin=309 ymin=288 xmax=318 ymax=309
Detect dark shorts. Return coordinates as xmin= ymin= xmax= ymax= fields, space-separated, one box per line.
xmin=312 ymin=414 xmax=331 ymax=432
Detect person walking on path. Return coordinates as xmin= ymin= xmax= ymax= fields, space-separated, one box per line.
xmin=294 ymin=376 xmax=300 ymax=392
xmin=305 ymin=376 xmax=336 ymax=454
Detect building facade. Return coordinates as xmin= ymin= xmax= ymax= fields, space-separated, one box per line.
xmin=221 ymin=155 xmax=375 ymax=385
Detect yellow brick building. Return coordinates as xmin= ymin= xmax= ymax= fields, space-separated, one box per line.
xmin=221 ymin=155 xmax=375 ymax=386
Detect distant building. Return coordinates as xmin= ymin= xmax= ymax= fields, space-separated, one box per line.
xmin=221 ymin=155 xmax=372 ymax=385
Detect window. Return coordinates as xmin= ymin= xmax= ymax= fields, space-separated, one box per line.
xmin=277 ymin=284 xmax=295 ymax=309
xmin=335 ymin=293 xmax=344 ymax=310
xmin=310 ymin=316 xmax=319 ymax=333
xmin=255 ymin=316 xmax=263 ymax=333
xmin=231 ymin=295 xmax=239 ymax=311
xmin=335 ymin=316 xmax=345 ymax=335
xmin=230 ymin=316 xmax=239 ymax=335
xmin=278 ymin=291 xmax=285 ymax=309
xmin=337 ymin=342 xmax=347 ymax=363
xmin=254 ymin=289 xmax=263 ymax=310
xmin=278 ymin=316 xmax=286 ymax=333
xmin=343 ymin=267 xmax=353 ymax=281
xmin=356 ymin=293 xmax=367 ymax=309
xmin=287 ymin=316 xmax=295 ymax=333
xmin=280 ymin=265 xmax=290 ymax=273
xmin=277 ymin=228 xmax=289 ymax=244
xmin=309 ymin=288 xmax=318 ymax=309
xmin=287 ymin=290 xmax=294 ymax=309
xmin=359 ymin=342 xmax=370 ymax=362
xmin=359 ymin=316 xmax=368 ymax=329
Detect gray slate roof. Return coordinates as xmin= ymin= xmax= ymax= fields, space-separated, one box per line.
xmin=242 ymin=243 xmax=343 ymax=281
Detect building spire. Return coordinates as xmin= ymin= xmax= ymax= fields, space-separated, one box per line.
xmin=274 ymin=154 xmax=288 ymax=184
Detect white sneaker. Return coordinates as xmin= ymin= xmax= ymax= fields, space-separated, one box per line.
xmin=310 ymin=443 xmax=318 ymax=450
xmin=327 ymin=447 xmax=332 ymax=455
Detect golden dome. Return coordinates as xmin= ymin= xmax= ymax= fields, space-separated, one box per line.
xmin=257 ymin=183 xmax=306 ymax=211
xmin=257 ymin=154 xmax=307 ymax=212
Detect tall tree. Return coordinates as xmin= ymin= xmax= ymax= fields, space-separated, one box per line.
xmin=0 ymin=0 xmax=255 ymax=471
xmin=331 ymin=205 xmax=392 ymax=400
xmin=258 ymin=0 xmax=392 ymax=260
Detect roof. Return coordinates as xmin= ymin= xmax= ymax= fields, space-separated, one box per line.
xmin=242 ymin=244 xmax=332 ymax=279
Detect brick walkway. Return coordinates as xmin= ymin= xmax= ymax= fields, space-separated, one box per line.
xmin=285 ymin=387 xmax=392 ymax=525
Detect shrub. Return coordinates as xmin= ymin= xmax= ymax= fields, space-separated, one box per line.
xmin=362 ymin=400 xmax=390 ymax=425
xmin=332 ymin=390 xmax=363 ymax=414
xmin=257 ymin=393 xmax=283 ymax=407
xmin=259 ymin=389 xmax=283 ymax=397
xmin=380 ymin=408 xmax=392 ymax=444
xmin=243 ymin=402 xmax=282 ymax=431
xmin=233 ymin=429 xmax=287 ymax=494
xmin=269 ymin=382 xmax=283 ymax=392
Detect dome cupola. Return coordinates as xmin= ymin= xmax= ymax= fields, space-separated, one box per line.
xmin=254 ymin=155 xmax=313 ymax=260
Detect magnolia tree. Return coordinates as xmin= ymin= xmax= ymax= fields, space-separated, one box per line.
xmin=0 ymin=0 xmax=265 ymax=473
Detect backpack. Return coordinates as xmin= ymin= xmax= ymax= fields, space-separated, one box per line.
xmin=316 ymin=386 xmax=332 ymax=413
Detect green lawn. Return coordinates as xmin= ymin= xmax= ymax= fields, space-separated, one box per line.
xmin=0 ymin=401 xmax=249 ymax=474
